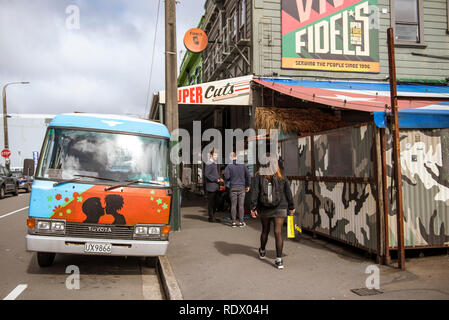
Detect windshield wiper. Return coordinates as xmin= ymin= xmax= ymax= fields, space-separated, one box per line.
xmin=53 ymin=178 xmax=81 ymax=187
xmin=105 ymin=180 xmax=143 ymax=191
xmin=146 ymin=180 xmax=169 ymax=186
xmin=74 ymin=175 xmax=120 ymax=182
xmin=53 ymin=175 xmax=120 ymax=187
xmin=104 ymin=179 xmax=168 ymax=191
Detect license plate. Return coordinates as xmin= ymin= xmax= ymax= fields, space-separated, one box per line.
xmin=84 ymin=243 xmax=112 ymax=254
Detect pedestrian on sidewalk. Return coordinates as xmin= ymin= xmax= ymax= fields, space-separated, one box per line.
xmin=224 ymin=152 xmax=251 ymax=228
xmin=205 ymin=149 xmax=223 ymax=223
xmin=250 ymin=155 xmax=295 ymax=269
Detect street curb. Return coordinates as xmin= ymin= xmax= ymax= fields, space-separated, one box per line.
xmin=157 ymin=255 xmax=183 ymax=300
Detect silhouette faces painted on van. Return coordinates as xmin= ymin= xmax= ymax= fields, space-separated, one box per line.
xmin=105 ymin=194 xmax=125 ymax=225
xmin=81 ymin=195 xmax=126 ymax=225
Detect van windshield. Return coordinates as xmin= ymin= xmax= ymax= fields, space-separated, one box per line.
xmin=37 ymin=128 xmax=170 ymax=187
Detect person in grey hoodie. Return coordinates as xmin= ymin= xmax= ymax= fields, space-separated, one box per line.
xmin=224 ymin=152 xmax=251 ymax=227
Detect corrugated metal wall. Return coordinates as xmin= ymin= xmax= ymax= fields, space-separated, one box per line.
xmin=285 ymin=124 xmax=378 ymax=252
xmin=386 ymin=128 xmax=449 ymax=248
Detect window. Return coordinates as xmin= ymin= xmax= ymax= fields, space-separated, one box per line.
xmin=281 ymin=139 xmax=299 ymax=177
xmin=447 ymin=0 xmax=449 ymax=34
xmin=231 ymin=10 xmax=238 ymax=41
xmin=240 ymin=0 xmax=246 ymax=38
xmin=327 ymin=132 xmax=354 ymax=177
xmin=391 ymin=0 xmax=425 ymax=46
xmin=194 ymin=67 xmax=201 ymax=84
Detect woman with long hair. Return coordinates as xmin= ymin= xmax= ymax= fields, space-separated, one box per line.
xmin=250 ymin=155 xmax=295 ymax=269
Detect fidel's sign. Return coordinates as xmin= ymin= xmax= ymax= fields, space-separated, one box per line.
xmin=281 ymin=0 xmax=380 ymax=73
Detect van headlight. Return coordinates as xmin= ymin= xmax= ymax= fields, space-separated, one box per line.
xmin=133 ymin=225 xmax=161 ymax=239
xmin=31 ymin=219 xmax=66 ymax=235
xmin=51 ymin=221 xmax=65 ymax=232
xmin=36 ymin=220 xmax=51 ymax=230
xmin=135 ymin=226 xmax=149 ymax=235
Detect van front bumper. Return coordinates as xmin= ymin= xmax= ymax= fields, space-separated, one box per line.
xmin=26 ymin=235 xmax=169 ymax=257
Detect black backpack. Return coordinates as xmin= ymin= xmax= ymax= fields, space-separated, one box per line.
xmin=259 ymin=175 xmax=282 ymax=208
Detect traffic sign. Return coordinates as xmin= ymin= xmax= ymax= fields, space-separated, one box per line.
xmin=1 ymin=149 xmax=11 ymax=158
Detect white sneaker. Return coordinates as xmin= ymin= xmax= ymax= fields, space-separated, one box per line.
xmin=258 ymin=248 xmax=266 ymax=259
xmin=274 ymin=258 xmax=284 ymax=269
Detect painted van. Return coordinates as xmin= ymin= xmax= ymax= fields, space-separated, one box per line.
xmin=26 ymin=114 xmax=172 ymax=267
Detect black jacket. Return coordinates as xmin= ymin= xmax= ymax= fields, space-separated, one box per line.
xmin=250 ymin=174 xmax=295 ymax=212
xmin=204 ymin=161 xmax=220 ymax=192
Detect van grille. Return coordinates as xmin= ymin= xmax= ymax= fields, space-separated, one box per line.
xmin=66 ymin=223 xmax=134 ymax=240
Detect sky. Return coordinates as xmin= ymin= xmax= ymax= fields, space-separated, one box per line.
xmin=0 ymin=0 xmax=205 ymax=118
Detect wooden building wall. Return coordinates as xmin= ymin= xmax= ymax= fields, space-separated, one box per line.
xmin=252 ymin=0 xmax=449 ymax=81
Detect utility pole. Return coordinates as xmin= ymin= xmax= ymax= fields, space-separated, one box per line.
xmin=165 ymin=0 xmax=180 ymax=231
xmin=2 ymin=82 xmax=29 ymax=171
xmin=2 ymin=87 xmax=10 ymax=154
xmin=387 ymin=28 xmax=405 ymax=270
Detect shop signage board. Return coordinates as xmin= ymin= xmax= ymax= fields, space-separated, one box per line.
xmin=281 ymin=0 xmax=380 ymax=73
xmin=160 ymin=75 xmax=253 ymax=106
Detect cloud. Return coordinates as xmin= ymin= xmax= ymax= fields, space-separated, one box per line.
xmin=0 ymin=0 xmax=204 ymax=117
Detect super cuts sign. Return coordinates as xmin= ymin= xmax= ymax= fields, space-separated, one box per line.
xmin=160 ymin=75 xmax=252 ymax=106
xmin=282 ymin=0 xmax=380 ymax=73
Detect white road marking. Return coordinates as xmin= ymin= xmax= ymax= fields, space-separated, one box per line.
xmin=0 ymin=207 xmax=29 ymax=220
xmin=3 ymin=284 xmax=28 ymax=300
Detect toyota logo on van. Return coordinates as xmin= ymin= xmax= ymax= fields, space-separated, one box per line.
xmin=88 ymin=226 xmax=113 ymax=233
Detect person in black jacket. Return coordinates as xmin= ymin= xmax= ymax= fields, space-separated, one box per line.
xmin=250 ymin=157 xmax=295 ymax=269
xmin=204 ymin=150 xmax=223 ymax=222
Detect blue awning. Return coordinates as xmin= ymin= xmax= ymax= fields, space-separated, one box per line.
xmin=374 ymin=107 xmax=449 ymax=129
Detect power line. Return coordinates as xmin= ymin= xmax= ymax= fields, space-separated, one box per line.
xmin=145 ymin=0 xmax=162 ymax=119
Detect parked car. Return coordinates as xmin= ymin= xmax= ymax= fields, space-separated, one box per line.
xmin=0 ymin=165 xmax=19 ymax=199
xmin=11 ymin=170 xmax=33 ymax=193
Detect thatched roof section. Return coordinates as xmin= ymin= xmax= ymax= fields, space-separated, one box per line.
xmin=255 ymin=107 xmax=347 ymax=134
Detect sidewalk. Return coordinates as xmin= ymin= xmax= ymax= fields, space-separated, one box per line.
xmin=166 ymin=195 xmax=449 ymax=300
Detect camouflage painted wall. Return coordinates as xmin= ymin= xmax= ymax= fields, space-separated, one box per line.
xmin=286 ymin=124 xmax=378 ymax=252
xmin=386 ymin=128 xmax=449 ymax=248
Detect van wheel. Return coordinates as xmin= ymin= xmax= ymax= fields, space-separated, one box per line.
xmin=37 ymin=252 xmax=56 ymax=267
xmin=0 ymin=186 xmax=5 ymax=199
xmin=26 ymin=184 xmax=31 ymax=193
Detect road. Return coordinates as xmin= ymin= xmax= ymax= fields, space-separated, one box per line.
xmin=0 ymin=192 xmax=164 ymax=300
